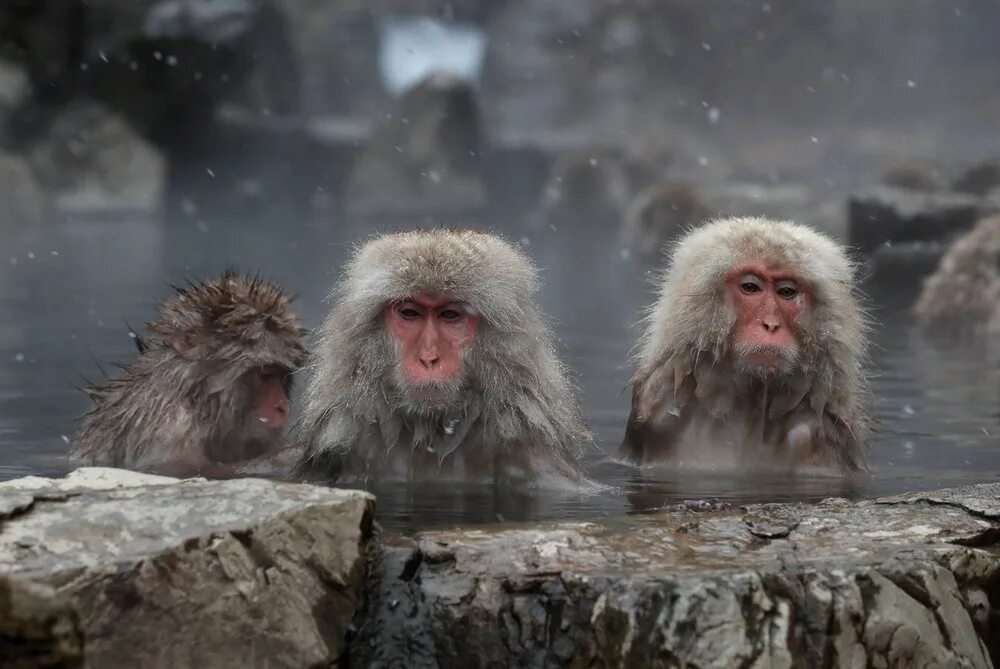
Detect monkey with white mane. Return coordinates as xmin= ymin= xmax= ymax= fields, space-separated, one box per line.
xmin=294 ymin=229 xmax=592 ymax=487
xmin=621 ymin=217 xmax=870 ymax=472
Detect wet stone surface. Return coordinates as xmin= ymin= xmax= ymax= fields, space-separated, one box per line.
xmin=0 ymin=472 xmax=374 ymax=669
xmin=877 ymin=482 xmax=1000 ymax=520
xmin=4 ymin=473 xmax=1000 ymax=668
xmin=352 ymin=483 xmax=1000 ymax=668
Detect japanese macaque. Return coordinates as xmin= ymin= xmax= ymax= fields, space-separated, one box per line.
xmin=621 ymin=217 xmax=869 ymax=473
xmin=622 ymin=181 xmax=713 ymax=262
xmin=346 ymin=74 xmax=484 ymax=215
xmin=913 ymin=215 xmax=1000 ymax=334
xmin=541 ymin=150 xmax=630 ymax=227
xmin=72 ymin=273 xmax=307 ymax=478
xmin=293 ymin=229 xmax=591 ymax=488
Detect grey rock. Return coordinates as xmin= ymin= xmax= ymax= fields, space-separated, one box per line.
xmin=273 ymin=2 xmax=383 ymax=117
xmin=0 ymin=467 xmax=185 ymax=493
xmin=877 ymin=482 xmax=1000 ymax=520
xmin=352 ymin=487 xmax=1000 ymax=667
xmin=0 ymin=150 xmax=46 ymax=226
xmin=143 ymin=0 xmax=258 ymax=43
xmin=869 ymin=240 xmax=947 ymax=294
xmin=702 ymin=181 xmax=845 ymax=239
xmin=0 ymin=60 xmax=30 ymax=131
xmin=954 ymin=162 xmax=1000 ymax=197
xmin=481 ymin=0 xmax=607 ymax=145
xmin=0 ymin=477 xmax=374 ymax=669
xmin=0 ymin=579 xmax=83 ymax=669
xmin=345 ymin=74 xmax=485 ymax=217
xmin=848 ymin=185 xmax=993 ymax=254
xmin=0 ymin=0 xmax=298 ymax=141
xmin=481 ymin=0 xmax=711 ymax=146
xmin=27 ymin=101 xmax=166 ymax=215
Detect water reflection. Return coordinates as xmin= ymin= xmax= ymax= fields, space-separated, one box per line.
xmin=1 ymin=212 xmax=997 ymax=530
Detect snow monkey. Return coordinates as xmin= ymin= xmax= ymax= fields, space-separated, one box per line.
xmin=72 ymin=273 xmax=307 ymax=478
xmin=913 ymin=214 xmax=1000 ymax=334
xmin=622 ymin=181 xmax=714 ymax=262
xmin=293 ymin=229 xmax=591 ymax=487
xmin=621 ymin=217 xmax=870 ymax=472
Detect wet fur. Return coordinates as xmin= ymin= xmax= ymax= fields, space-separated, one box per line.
xmin=293 ymin=229 xmax=591 ymax=487
xmin=913 ymin=215 xmax=1000 ymax=333
xmin=72 ymin=273 xmax=307 ymax=474
xmin=621 ymin=217 xmax=870 ymax=472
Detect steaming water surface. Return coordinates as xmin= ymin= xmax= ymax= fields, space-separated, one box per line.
xmin=1 ymin=213 xmax=997 ymax=530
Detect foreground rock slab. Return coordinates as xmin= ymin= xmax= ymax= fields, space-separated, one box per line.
xmin=0 ymin=475 xmax=374 ymax=669
xmin=0 ymin=466 xmax=183 ymax=493
xmin=354 ymin=483 xmax=1000 ymax=668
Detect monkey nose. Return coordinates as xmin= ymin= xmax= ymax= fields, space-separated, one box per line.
xmin=418 ymin=351 xmax=440 ymax=368
xmin=762 ymin=319 xmax=781 ymax=333
xmin=275 ymin=399 xmax=289 ymax=417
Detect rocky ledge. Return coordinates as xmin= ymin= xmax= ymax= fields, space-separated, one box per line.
xmin=3 ymin=472 xmax=1000 ymax=668
xmin=354 ymin=483 xmax=1000 ymax=668
xmin=0 ymin=469 xmax=374 ymax=669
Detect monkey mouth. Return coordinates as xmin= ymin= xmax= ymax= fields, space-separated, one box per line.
xmin=400 ymin=379 xmax=464 ymax=411
xmin=410 ymin=384 xmax=452 ymax=401
xmin=735 ymin=344 xmax=797 ymax=376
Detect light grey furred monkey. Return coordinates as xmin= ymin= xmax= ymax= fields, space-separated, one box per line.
xmin=294 ymin=228 xmax=593 ymax=488
xmin=621 ymin=217 xmax=870 ymax=473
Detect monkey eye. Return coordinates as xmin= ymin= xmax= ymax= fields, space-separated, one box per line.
xmin=775 ymin=281 xmax=799 ymax=299
xmin=439 ymin=308 xmax=462 ymax=322
xmin=738 ymin=275 xmax=763 ymax=294
xmin=397 ymin=304 xmax=422 ymax=319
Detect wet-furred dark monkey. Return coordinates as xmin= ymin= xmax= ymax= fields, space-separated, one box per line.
xmin=294 ymin=229 xmax=592 ymax=488
xmin=621 ymin=217 xmax=870 ymax=473
xmin=72 ymin=273 xmax=307 ymax=478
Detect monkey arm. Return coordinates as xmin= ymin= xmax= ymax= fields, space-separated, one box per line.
xmin=820 ymin=411 xmax=867 ymax=471
xmin=782 ymin=409 xmax=866 ymax=471
xmin=618 ymin=383 xmax=686 ymax=464
xmin=133 ymin=444 xmax=303 ymax=480
xmin=618 ymin=389 xmax=648 ymax=464
xmin=291 ymin=445 xmax=347 ymax=484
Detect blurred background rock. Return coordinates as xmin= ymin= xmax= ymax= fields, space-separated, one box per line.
xmin=1 ymin=0 xmax=998 ymax=233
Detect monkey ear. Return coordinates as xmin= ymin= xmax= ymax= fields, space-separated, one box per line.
xmin=170 ymin=333 xmax=196 ymax=359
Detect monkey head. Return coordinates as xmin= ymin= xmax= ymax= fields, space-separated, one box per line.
xmin=327 ymin=229 xmax=540 ymax=417
xmin=639 ymin=217 xmax=861 ymax=386
xmin=149 ymin=273 xmax=308 ymax=449
xmin=296 ymin=228 xmax=591 ymax=485
xmin=623 ymin=181 xmax=713 ymax=261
